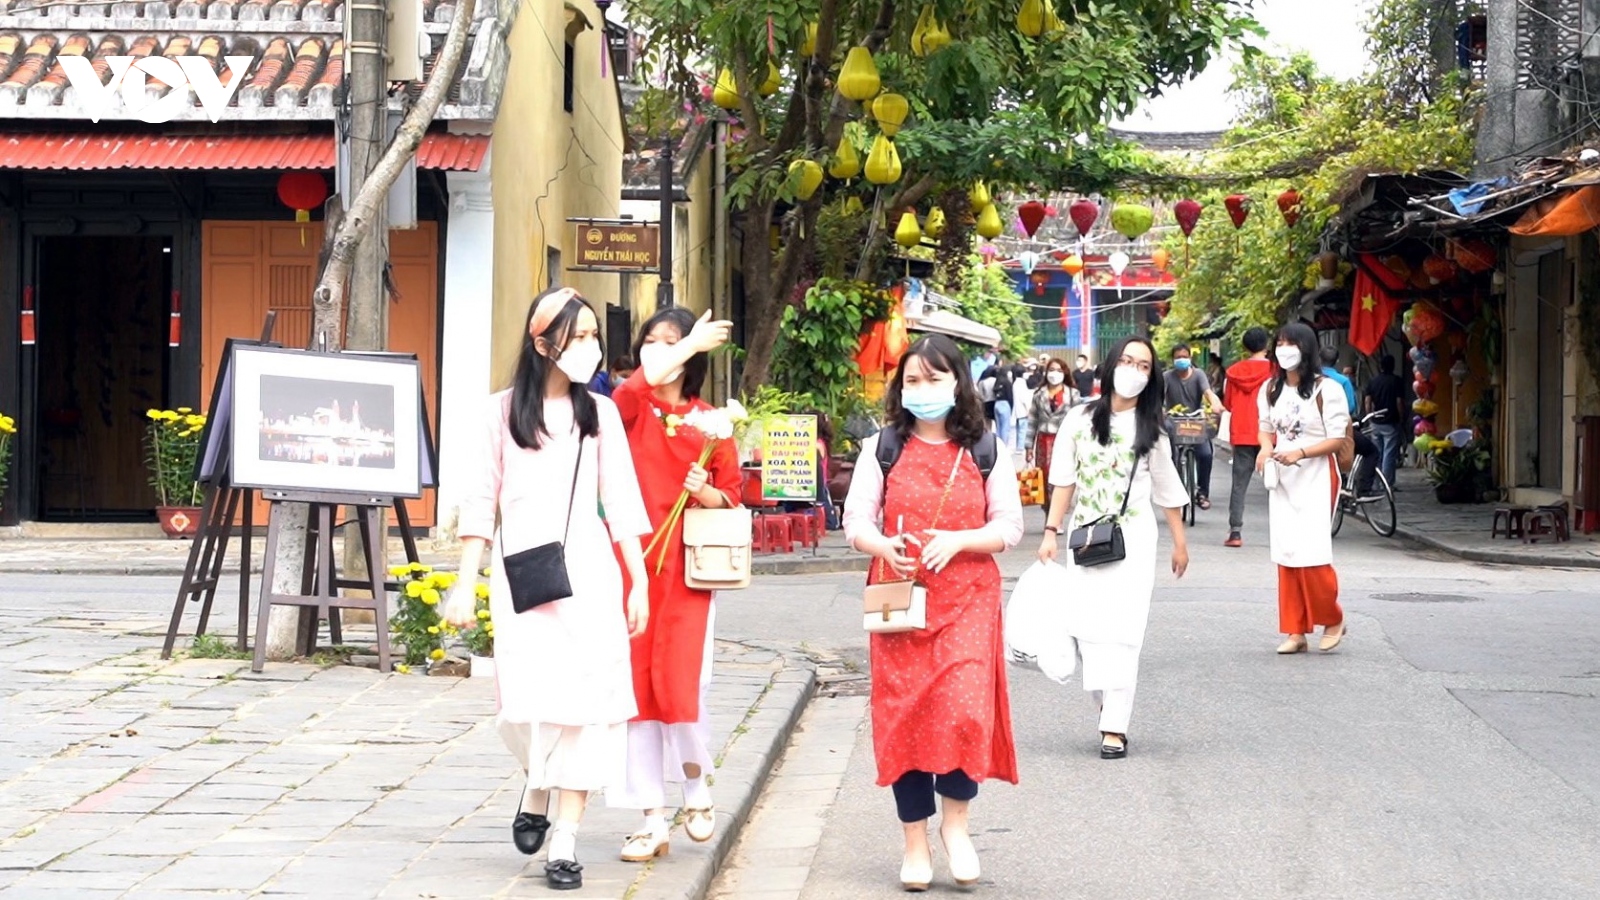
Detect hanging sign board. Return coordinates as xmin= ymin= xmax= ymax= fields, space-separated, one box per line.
xmin=569 ymin=220 xmax=661 ymax=272
xmin=760 ymin=415 xmax=818 ymax=501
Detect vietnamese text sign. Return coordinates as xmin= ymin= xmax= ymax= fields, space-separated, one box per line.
xmin=761 ymin=415 xmax=818 ymax=501
xmin=571 ymin=223 xmax=661 ymax=272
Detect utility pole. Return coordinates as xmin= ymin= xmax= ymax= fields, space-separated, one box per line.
xmin=656 ymin=136 xmax=674 ymax=308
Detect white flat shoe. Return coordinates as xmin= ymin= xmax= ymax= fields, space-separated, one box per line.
xmin=620 ymin=830 xmax=669 ymax=862
xmin=900 ymin=854 xmax=932 ymax=892
xmin=940 ymin=826 xmax=980 ymax=886
xmin=683 ymin=806 xmax=715 ymax=843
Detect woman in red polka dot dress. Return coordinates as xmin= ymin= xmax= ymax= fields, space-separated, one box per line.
xmin=844 ymin=335 xmax=1024 ymax=892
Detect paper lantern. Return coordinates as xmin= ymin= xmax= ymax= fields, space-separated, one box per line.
xmin=837 ymin=47 xmax=880 ymax=101
xmin=759 ymin=61 xmax=782 ymax=96
xmin=975 ymin=202 xmax=1003 ymax=239
xmin=894 ymin=211 xmax=922 ymax=249
xmin=1413 ymin=377 xmax=1435 ymax=399
xmin=1108 ymin=251 xmax=1130 ymax=277
xmin=799 ymin=22 xmax=818 ymax=57
xmin=1384 ymin=255 xmax=1412 ymax=281
xmin=1030 ymin=272 xmax=1050 ymax=296
xmin=1062 ymin=254 xmax=1085 ymax=276
xmin=1410 ymin=304 xmax=1445 ymax=343
xmin=1018 ymin=250 xmax=1039 ymax=275
xmin=864 ymin=134 xmax=901 ymax=184
xmin=1173 ymin=199 xmax=1202 ymax=237
xmin=1069 ymin=199 xmax=1099 ymax=237
xmin=1450 ymin=238 xmax=1497 ymax=274
xmin=979 ymin=243 xmax=999 ymax=264
xmin=968 ymin=180 xmax=990 ymax=214
xmin=788 ymin=159 xmax=823 ymax=200
xmin=924 ymin=206 xmax=947 ymax=239
xmin=1151 ymin=247 xmax=1171 ymax=272
xmin=1110 ymin=204 xmax=1154 ymax=240
xmin=277 ymin=172 xmax=328 ymax=223
xmin=1412 ymin=434 xmax=1435 ymax=456
xmin=1415 ymin=419 xmax=1437 ymax=437
xmin=1277 ymin=188 xmax=1302 ymax=227
xmin=1018 ymin=200 xmax=1047 ymax=237
xmin=874 ymin=93 xmax=909 ymax=137
xmin=843 ymin=195 xmax=865 ymax=215
xmin=1422 ymin=255 xmax=1458 ymax=284
xmin=1413 ymin=398 xmax=1440 ymax=417
xmin=1224 ymin=194 xmax=1250 ymax=229
xmin=912 ymin=4 xmax=936 ymax=56
xmin=712 ymin=68 xmax=741 ymax=110
xmin=828 ymin=135 xmax=860 ymax=179
xmin=923 ymin=17 xmax=952 ymax=52
xmin=1018 ymin=0 xmax=1045 ymax=37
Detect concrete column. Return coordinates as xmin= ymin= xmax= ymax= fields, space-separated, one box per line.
xmin=436 ymin=153 xmax=496 ymax=540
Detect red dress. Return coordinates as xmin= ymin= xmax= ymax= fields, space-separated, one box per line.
xmin=611 ymin=371 xmax=741 ymax=724
xmin=869 ymin=436 xmax=1018 ymax=787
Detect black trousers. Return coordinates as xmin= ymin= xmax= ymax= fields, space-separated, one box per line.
xmin=892 ymin=769 xmax=979 ymax=823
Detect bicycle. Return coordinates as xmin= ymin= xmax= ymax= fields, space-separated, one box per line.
xmin=1168 ymin=409 xmax=1211 ymax=527
xmin=1332 ymin=411 xmax=1397 ymax=537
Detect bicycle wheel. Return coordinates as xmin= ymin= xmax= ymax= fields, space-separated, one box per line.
xmin=1182 ymin=450 xmax=1198 ymax=526
xmin=1331 ymin=487 xmax=1346 ymax=536
xmin=1363 ymin=468 xmax=1397 ymax=537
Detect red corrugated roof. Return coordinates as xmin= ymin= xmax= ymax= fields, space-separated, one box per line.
xmin=0 ymin=132 xmax=489 ymax=172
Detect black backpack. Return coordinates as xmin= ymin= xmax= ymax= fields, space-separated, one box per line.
xmin=875 ymin=428 xmax=999 ymax=482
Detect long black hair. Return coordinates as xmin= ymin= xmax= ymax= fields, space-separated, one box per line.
xmin=1267 ymin=321 xmax=1321 ymax=404
xmin=883 ymin=334 xmax=988 ymax=448
xmin=508 ymin=287 xmax=602 ymax=450
xmin=631 ymin=306 xmax=709 ymax=400
xmin=1086 ymin=335 xmax=1166 ymax=457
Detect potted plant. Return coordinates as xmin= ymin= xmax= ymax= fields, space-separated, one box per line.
xmin=1426 ymin=438 xmax=1493 ymax=504
xmin=389 ymin=564 xmax=459 ymax=673
xmin=144 ymin=408 xmax=206 ymax=537
xmin=459 ymin=579 xmax=495 ymax=677
xmin=0 ymin=411 xmax=15 ymax=515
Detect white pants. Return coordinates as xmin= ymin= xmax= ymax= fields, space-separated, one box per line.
xmin=1092 ymin=688 xmax=1137 ymax=735
xmin=499 ymin=720 xmax=627 ymax=794
xmin=609 ymin=602 xmax=716 ymax=811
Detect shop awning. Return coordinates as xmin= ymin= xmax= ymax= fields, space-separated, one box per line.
xmin=0 ymin=132 xmax=490 ymax=172
xmin=907 ymin=309 xmax=1002 ymax=348
xmin=1509 ymin=185 xmax=1600 ymax=237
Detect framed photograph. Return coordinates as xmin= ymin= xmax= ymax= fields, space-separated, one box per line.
xmin=230 ymin=346 xmax=423 ymax=498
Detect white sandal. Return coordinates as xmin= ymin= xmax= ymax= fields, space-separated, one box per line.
xmin=620 ymin=830 xmax=669 ymax=862
xmin=683 ymin=807 xmax=715 ymax=843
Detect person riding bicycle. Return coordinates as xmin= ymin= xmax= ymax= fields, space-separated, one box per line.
xmin=1163 ymin=345 xmax=1222 ymax=510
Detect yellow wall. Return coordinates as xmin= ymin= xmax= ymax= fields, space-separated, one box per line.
xmin=489 ymin=0 xmax=624 ymax=388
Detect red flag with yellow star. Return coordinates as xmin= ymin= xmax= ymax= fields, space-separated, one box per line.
xmin=1349 ymin=266 xmax=1398 ymax=355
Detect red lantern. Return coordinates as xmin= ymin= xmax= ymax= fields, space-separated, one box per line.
xmin=1018 ymin=200 xmax=1047 ymax=238
xmin=1030 ymin=272 xmax=1050 ymax=295
xmin=1173 ymin=199 xmax=1202 ymax=237
xmin=1450 ymin=238 xmax=1497 ymax=274
xmin=277 ymin=172 xmax=328 ymax=246
xmin=1069 ymin=199 xmax=1099 ymax=237
xmin=1277 ymin=188 xmax=1302 ymax=227
xmin=1051 ymin=249 xmax=1072 ymax=262
xmin=1422 ymin=254 xmax=1458 ymax=284
xmin=1224 ymin=194 xmax=1250 ymax=229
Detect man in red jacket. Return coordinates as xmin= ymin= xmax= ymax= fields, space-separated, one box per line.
xmin=1222 ymin=327 xmax=1275 ymax=548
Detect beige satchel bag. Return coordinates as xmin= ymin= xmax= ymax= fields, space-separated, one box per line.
xmin=860 ymin=447 xmax=963 ymax=634
xmin=682 ymin=507 xmax=753 ymax=590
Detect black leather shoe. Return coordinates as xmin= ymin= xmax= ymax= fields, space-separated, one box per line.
xmin=1100 ymin=733 xmax=1128 ymax=760
xmin=513 ymin=812 xmax=550 ymax=855
xmin=545 ymin=859 xmax=583 ymax=891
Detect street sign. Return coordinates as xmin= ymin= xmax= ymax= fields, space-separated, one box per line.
xmin=760 ymin=415 xmax=819 ymax=501
xmin=569 ymin=221 xmax=660 ymax=272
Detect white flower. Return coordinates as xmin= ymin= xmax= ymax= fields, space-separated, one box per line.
xmin=725 ymin=398 xmax=749 ymax=424
xmin=683 ymin=408 xmax=735 ymax=441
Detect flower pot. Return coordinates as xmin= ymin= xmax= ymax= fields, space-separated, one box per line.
xmin=469 ymin=654 xmax=496 ymax=678
xmin=156 ymin=505 xmax=203 ymax=538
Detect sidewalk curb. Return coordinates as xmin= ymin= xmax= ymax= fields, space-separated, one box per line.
xmin=1391 ymin=523 xmax=1600 ymax=570
xmin=630 ymin=655 xmax=819 ymax=900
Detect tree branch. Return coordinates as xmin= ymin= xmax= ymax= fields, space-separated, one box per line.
xmin=886 ymin=174 xmax=937 ymax=215
xmin=309 ymin=0 xmax=479 ymax=347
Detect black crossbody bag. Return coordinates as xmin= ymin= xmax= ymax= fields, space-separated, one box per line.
xmin=502 ymin=438 xmax=584 ymax=613
xmin=1066 ymin=454 xmax=1139 ymax=568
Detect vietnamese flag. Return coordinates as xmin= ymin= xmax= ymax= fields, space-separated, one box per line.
xmin=1349 ymin=265 xmax=1399 ymax=356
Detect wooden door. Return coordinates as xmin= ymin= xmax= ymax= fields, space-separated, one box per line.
xmin=200 ymin=221 xmax=440 ymax=527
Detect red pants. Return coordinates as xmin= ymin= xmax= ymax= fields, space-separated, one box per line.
xmin=1277 ymin=565 xmax=1341 ymax=635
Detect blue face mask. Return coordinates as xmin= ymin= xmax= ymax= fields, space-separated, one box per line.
xmin=1174 ymin=358 xmax=1192 ymax=371
xmin=901 ymin=385 xmax=957 ymax=422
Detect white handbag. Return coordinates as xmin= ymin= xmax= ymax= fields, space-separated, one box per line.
xmin=862 ymin=580 xmax=928 ymax=633
xmin=682 ymin=507 xmax=753 ymax=591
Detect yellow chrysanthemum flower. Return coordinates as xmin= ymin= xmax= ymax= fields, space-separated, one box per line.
xmin=429 ymin=648 xmax=445 ymax=661
xmin=474 ymin=584 xmax=490 ymax=600
xmin=427 ymin=625 xmax=439 ymax=635
xmin=476 ymin=609 xmax=490 ymax=620
xmin=146 ymin=409 xmax=162 ymax=420
xmin=409 ymin=562 xmax=432 ymax=573
xmin=396 ymin=664 xmax=411 ymax=674
xmin=404 ymin=581 xmax=424 ymax=598
xmin=388 ymin=565 xmax=411 ymax=577
xmin=161 ymin=410 xmax=180 ymax=421
xmin=421 ymin=588 xmax=440 ymax=605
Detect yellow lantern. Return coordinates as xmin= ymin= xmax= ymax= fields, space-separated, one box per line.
xmin=844 ymin=195 xmax=865 ymax=215
xmin=873 ymin=92 xmax=909 ymax=137
xmin=799 ymin=22 xmax=818 ymax=57
xmin=864 ymin=134 xmax=902 ymax=185
xmin=837 ymin=47 xmax=881 ymax=102
xmin=788 ymin=159 xmax=824 ymax=200
xmin=968 ymin=180 xmax=990 ymax=214
xmin=975 ymin=202 xmax=1003 ymax=239
xmin=712 ymin=68 xmax=741 ymax=111
xmin=911 ymin=5 xmax=936 ymax=57
xmin=925 ymin=206 xmax=947 ymax=239
xmin=759 ymin=60 xmax=782 ymax=97
xmin=895 ymin=211 xmax=923 ymax=248
xmin=925 ymin=18 xmax=952 ymax=52
xmin=1018 ymin=0 xmax=1046 ymax=37
xmin=829 ymin=134 xmax=860 ymax=180
xmin=1044 ymin=4 xmax=1065 ymax=33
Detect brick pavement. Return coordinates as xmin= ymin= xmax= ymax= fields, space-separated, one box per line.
xmin=0 ymin=596 xmax=816 ymax=899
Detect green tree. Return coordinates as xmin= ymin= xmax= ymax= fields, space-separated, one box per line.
xmin=626 ymin=0 xmax=1259 ymax=393
xmin=939 ymin=256 xmax=1034 ymax=358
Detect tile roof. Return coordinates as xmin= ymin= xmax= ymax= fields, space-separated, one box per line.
xmin=0 ymin=128 xmax=489 ymax=169
xmin=0 ymin=0 xmax=505 ymax=121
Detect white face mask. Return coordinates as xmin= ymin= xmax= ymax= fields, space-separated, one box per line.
xmin=1275 ymin=346 xmax=1303 ymax=371
xmin=638 ymin=340 xmax=685 ymax=384
xmin=1112 ymin=365 xmax=1149 ymax=399
xmin=1046 ymin=370 xmax=1065 ymax=386
xmin=554 ymin=338 xmax=602 ymax=384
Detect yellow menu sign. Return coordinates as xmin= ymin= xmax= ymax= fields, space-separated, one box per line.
xmin=761 ymin=415 xmax=818 ymax=501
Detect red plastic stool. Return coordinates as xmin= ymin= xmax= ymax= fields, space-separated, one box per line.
xmin=811 ymin=504 xmax=829 ymax=537
xmin=787 ymin=513 xmax=818 ymax=549
xmin=758 ymin=513 xmax=794 ymax=554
